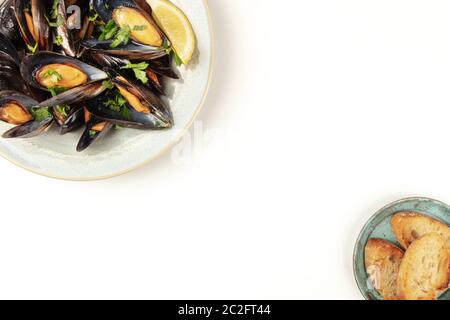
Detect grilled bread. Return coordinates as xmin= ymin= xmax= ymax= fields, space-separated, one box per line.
xmin=397 ymin=233 xmax=449 ymax=300
xmin=391 ymin=212 xmax=450 ymax=250
xmin=365 ymin=238 xmax=404 ymax=300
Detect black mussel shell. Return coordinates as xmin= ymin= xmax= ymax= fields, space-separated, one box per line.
xmin=81 ymin=39 xmax=167 ymax=60
xmin=82 ymin=50 xmax=129 ymax=69
xmin=37 ymin=81 xmax=107 ymax=108
xmin=0 ymin=0 xmax=21 ymax=44
xmin=76 ymin=112 xmax=113 ymax=152
xmin=13 ymin=0 xmax=52 ymax=51
xmin=21 ymin=51 xmax=109 ymax=91
xmin=147 ymin=55 xmax=179 ymax=79
xmin=54 ymin=0 xmax=77 ymax=57
xmin=0 ymin=52 xmax=29 ymax=93
xmin=86 ymin=89 xmax=172 ymax=130
xmin=0 ymin=90 xmax=37 ymax=110
xmin=93 ymin=0 xmax=163 ymax=40
xmin=0 ymin=32 xmax=21 ymax=65
xmin=2 ymin=114 xmax=53 ymax=138
xmin=109 ymin=68 xmax=172 ymax=123
xmin=53 ymin=105 xmax=85 ymax=135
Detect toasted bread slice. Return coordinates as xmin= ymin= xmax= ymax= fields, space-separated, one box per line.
xmin=397 ymin=233 xmax=450 ymax=300
xmin=365 ymin=238 xmax=404 ymax=300
xmin=391 ymin=212 xmax=450 ymax=250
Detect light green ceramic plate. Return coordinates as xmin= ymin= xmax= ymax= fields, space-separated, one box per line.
xmin=354 ymin=197 xmax=450 ymax=300
xmin=0 ymin=0 xmax=214 ymax=180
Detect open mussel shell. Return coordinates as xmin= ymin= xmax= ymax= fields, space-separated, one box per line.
xmin=86 ymin=88 xmax=172 ymax=130
xmin=2 ymin=115 xmax=53 ymax=138
xmin=81 ymin=39 xmax=167 ymax=60
xmin=93 ymin=0 xmax=167 ymax=47
xmin=0 ymin=90 xmax=35 ymax=125
xmin=13 ymin=0 xmax=52 ymax=51
xmin=76 ymin=109 xmax=113 ymax=152
xmin=21 ymin=52 xmax=109 ymax=91
xmin=110 ymin=69 xmax=172 ymax=122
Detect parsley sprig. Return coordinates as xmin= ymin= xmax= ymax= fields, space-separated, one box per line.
xmin=121 ymin=62 xmax=149 ymax=84
xmin=30 ymin=107 xmax=52 ymax=122
xmin=98 ymin=20 xmax=131 ymax=48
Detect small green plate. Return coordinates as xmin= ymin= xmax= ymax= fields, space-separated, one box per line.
xmin=353 ymin=197 xmax=450 ymax=300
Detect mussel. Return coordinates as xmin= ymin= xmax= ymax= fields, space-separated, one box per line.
xmin=0 ymin=90 xmax=34 ymax=124
xmin=53 ymin=0 xmax=91 ymax=57
xmin=13 ymin=0 xmax=52 ymax=51
xmin=82 ymin=0 xmax=167 ymax=60
xmin=86 ymin=69 xmax=173 ymax=129
xmin=81 ymin=38 xmax=167 ymax=60
xmin=21 ymin=52 xmax=108 ymax=91
xmin=0 ymin=32 xmax=30 ymax=93
xmin=0 ymin=0 xmax=21 ymax=44
xmin=93 ymin=0 xmax=165 ymax=47
xmin=0 ymin=90 xmax=54 ymax=138
xmin=53 ymin=103 xmax=85 ymax=135
xmin=76 ymin=107 xmax=113 ymax=151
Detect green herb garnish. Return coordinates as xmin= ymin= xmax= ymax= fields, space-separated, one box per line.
xmin=121 ymin=61 xmax=149 ymax=84
xmin=26 ymin=43 xmax=38 ymax=54
xmin=133 ymin=25 xmax=146 ymax=31
xmin=50 ymin=0 xmax=59 ymax=20
xmin=162 ymin=38 xmax=183 ymax=66
xmin=54 ymin=105 xmax=70 ymax=117
xmin=99 ymin=20 xmax=118 ymax=41
xmin=102 ymin=80 xmax=114 ymax=90
xmin=110 ymin=25 xmax=131 ymax=48
xmin=173 ymin=51 xmax=183 ymax=66
xmin=89 ymin=130 xmax=98 ymax=137
xmin=54 ymin=35 xmax=63 ymax=46
xmin=48 ymin=86 xmax=68 ymax=96
xmin=41 ymin=69 xmax=63 ymax=84
xmin=49 ymin=86 xmax=70 ymax=118
xmin=30 ymin=107 xmax=52 ymax=122
xmin=103 ymin=91 xmax=127 ymax=113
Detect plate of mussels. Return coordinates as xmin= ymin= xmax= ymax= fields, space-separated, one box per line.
xmin=0 ymin=0 xmax=213 ymax=179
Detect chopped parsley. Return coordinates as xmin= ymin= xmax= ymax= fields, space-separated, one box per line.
xmin=27 ymin=43 xmax=38 ymax=54
xmin=103 ymin=91 xmax=127 ymax=113
xmin=133 ymin=25 xmax=146 ymax=31
xmin=121 ymin=62 xmax=149 ymax=84
xmin=99 ymin=20 xmax=118 ymax=41
xmin=54 ymin=35 xmax=63 ymax=46
xmin=54 ymin=105 xmax=70 ymax=117
xmin=48 ymin=86 xmax=68 ymax=96
xmin=89 ymin=130 xmax=98 ymax=137
xmin=162 ymin=38 xmax=183 ymax=66
xmin=102 ymin=80 xmax=114 ymax=90
xmin=103 ymin=91 xmax=131 ymax=120
xmin=110 ymin=25 xmax=131 ymax=48
xmin=49 ymin=86 xmax=70 ymax=118
xmin=41 ymin=69 xmax=62 ymax=84
xmin=30 ymin=107 xmax=52 ymax=122
xmin=50 ymin=0 xmax=59 ymax=20
xmin=98 ymin=20 xmax=131 ymax=48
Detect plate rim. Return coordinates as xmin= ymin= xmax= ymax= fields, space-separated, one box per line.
xmin=0 ymin=0 xmax=215 ymax=181
xmin=353 ymin=196 xmax=450 ymax=300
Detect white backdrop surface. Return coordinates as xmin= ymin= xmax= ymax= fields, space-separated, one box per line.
xmin=1 ymin=0 xmax=450 ymax=299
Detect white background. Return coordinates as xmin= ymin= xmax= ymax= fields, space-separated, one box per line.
xmin=1 ymin=0 xmax=450 ymax=299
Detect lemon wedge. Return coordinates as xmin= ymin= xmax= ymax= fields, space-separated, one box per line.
xmin=147 ymin=0 xmax=196 ymax=65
